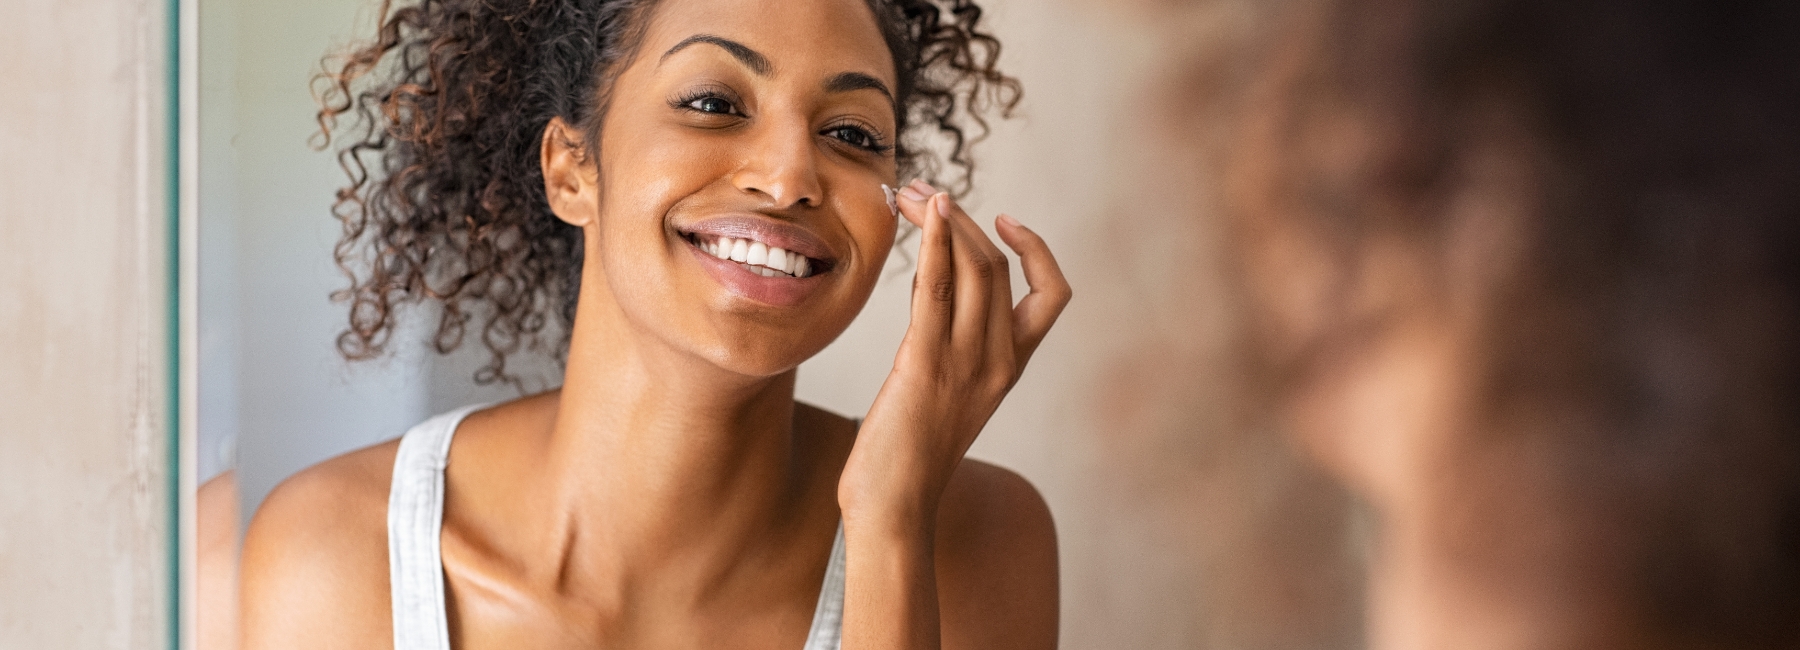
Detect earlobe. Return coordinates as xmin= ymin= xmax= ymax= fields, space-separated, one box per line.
xmin=541 ymin=117 xmax=598 ymax=227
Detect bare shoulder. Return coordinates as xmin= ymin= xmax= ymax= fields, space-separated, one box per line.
xmin=240 ymin=439 xmax=400 ymax=650
xmin=936 ymin=459 xmax=1060 ymax=650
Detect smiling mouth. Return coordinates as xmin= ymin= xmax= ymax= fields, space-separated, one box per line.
xmin=683 ymin=232 xmax=831 ymax=279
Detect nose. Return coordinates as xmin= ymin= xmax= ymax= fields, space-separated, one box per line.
xmin=730 ymin=120 xmax=823 ymax=210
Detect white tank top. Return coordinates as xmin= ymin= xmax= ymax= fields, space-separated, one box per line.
xmin=386 ymin=404 xmax=847 ymax=650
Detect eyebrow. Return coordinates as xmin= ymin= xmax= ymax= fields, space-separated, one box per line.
xmin=661 ymin=34 xmax=771 ymax=76
xmin=660 ymin=34 xmax=896 ymax=104
xmin=825 ymin=71 xmax=894 ymax=104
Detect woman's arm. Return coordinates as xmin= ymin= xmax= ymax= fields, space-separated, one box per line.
xmin=839 ymin=181 xmax=1070 ymax=649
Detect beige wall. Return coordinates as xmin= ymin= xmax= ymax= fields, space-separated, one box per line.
xmin=0 ymin=0 xmax=175 ymax=646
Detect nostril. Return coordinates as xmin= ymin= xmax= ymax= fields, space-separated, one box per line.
xmin=735 ymin=177 xmax=823 ymax=210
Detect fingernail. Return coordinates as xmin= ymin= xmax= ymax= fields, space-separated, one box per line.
xmin=880 ymin=184 xmax=899 ymax=217
xmin=898 ymin=184 xmax=928 ymax=202
xmin=909 ymin=179 xmax=938 ymax=195
xmin=998 ymin=213 xmax=1022 ymax=229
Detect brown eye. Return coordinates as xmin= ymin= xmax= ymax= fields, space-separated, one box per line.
xmin=685 ymin=96 xmax=737 ymax=115
xmin=825 ymin=125 xmax=880 ymax=152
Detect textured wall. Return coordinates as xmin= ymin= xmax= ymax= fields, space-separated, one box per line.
xmin=0 ymin=0 xmax=174 ymax=646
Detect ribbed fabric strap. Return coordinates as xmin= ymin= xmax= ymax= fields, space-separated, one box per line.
xmin=802 ymin=522 xmax=847 ymax=650
xmin=386 ymin=405 xmax=847 ymax=650
xmin=388 ymin=405 xmax=483 ymax=650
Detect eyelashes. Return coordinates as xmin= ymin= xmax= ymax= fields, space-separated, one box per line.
xmin=668 ymin=88 xmax=894 ymax=155
xmin=670 ymin=87 xmax=744 ymax=116
xmin=821 ymin=118 xmax=894 ymax=155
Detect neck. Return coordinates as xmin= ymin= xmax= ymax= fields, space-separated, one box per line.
xmin=527 ymin=293 xmax=818 ymax=594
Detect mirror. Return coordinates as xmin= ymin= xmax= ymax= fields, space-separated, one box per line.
xmin=197 ymin=1 xmax=1324 ymax=644
xmin=189 ymin=0 xmax=1800 ymax=648
xmin=194 ymin=0 xmax=1339 ymax=647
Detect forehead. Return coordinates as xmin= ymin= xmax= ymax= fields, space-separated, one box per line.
xmin=638 ymin=0 xmax=896 ymax=85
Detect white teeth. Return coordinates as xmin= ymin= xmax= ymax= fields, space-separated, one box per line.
xmin=694 ymin=234 xmax=815 ymax=278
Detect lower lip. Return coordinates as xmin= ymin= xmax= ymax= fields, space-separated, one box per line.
xmin=686 ymin=240 xmax=827 ymax=307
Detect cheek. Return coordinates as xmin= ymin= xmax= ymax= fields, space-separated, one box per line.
xmin=596 ymin=106 xmax=736 ymax=221
xmin=842 ymin=206 xmax=898 ymax=287
xmin=592 ymin=131 xmax=721 ymax=263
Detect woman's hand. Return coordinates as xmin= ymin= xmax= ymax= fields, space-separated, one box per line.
xmin=837 ymin=179 xmax=1069 ymax=649
xmin=840 ymin=179 xmax=1069 ymax=529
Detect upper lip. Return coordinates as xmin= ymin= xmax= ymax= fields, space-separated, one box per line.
xmin=674 ymin=215 xmax=839 ymax=267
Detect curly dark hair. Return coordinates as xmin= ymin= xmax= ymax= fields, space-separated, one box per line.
xmin=313 ymin=0 xmax=1022 ymax=386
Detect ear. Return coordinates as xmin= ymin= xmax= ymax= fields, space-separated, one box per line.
xmin=541 ymin=117 xmax=599 ymax=227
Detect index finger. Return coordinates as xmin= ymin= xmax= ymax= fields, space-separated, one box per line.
xmin=891 ymin=182 xmax=928 ymax=229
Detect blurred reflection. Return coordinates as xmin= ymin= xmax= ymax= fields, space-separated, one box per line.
xmin=1185 ymin=0 xmax=1800 ymax=647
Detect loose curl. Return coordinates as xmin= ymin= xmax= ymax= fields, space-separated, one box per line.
xmin=314 ymin=0 xmax=1022 ymax=386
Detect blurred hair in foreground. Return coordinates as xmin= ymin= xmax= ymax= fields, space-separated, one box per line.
xmin=1183 ymin=0 xmax=1800 ymax=647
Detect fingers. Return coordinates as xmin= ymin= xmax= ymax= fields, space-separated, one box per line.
xmin=892 ymin=181 xmax=1022 ymax=374
xmin=895 ymin=182 xmax=1015 ymax=363
xmin=910 ymin=180 xmax=1006 ymax=262
xmin=904 ymin=186 xmax=955 ymax=350
xmin=995 ymin=213 xmax=1071 ymax=369
xmin=893 ymin=182 xmax=928 ymax=229
xmin=924 ymin=188 xmax=1016 ymax=372
xmin=937 ymin=194 xmax=994 ymax=356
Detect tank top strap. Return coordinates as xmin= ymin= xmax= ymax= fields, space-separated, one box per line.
xmin=387 ymin=404 xmax=486 ymax=650
xmin=801 ymin=521 xmax=847 ymax=650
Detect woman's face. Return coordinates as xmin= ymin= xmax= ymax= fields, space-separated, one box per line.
xmin=557 ymin=0 xmax=901 ymax=377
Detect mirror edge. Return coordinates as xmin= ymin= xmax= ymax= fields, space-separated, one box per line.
xmin=176 ymin=0 xmax=197 ymax=645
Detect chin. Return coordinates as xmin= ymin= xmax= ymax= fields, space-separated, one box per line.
xmin=694 ymin=336 xmax=829 ymax=380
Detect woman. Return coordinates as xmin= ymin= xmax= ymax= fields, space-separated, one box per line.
xmin=239 ymin=0 xmax=1069 ymax=647
xmin=1205 ymin=0 xmax=1800 ymax=647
